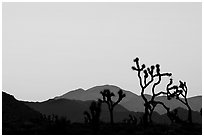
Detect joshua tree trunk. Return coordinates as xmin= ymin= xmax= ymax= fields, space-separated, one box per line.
xmin=188 ymin=108 xmax=192 ymax=124
xmin=141 ymin=91 xmax=149 ymax=125
xmin=110 ymin=108 xmax=114 ymax=124
xmin=149 ymin=110 xmax=153 ymax=124
xmin=186 ymin=103 xmax=192 ymax=123
xmin=143 ymin=104 xmax=149 ymax=125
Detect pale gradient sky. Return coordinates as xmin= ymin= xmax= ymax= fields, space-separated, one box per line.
xmin=3 ymin=2 xmax=202 ymax=101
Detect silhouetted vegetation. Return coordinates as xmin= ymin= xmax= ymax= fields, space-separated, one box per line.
xmin=168 ymin=109 xmax=185 ymax=124
xmin=166 ymin=79 xmax=193 ymax=123
xmin=123 ymin=114 xmax=138 ymax=125
xmin=83 ymin=99 xmax=102 ymax=131
xmin=132 ymin=57 xmax=172 ymax=125
xmin=2 ymin=57 xmax=202 ymax=135
xmin=100 ymin=89 xmax=126 ymax=124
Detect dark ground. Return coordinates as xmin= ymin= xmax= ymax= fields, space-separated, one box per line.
xmin=3 ymin=122 xmax=202 ymax=135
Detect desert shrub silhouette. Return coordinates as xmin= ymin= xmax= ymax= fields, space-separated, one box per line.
xmin=123 ymin=114 xmax=137 ymax=125
xmin=132 ymin=57 xmax=172 ymax=125
xmin=169 ymin=108 xmax=184 ymax=124
xmin=42 ymin=114 xmax=70 ymax=131
xmin=83 ymin=99 xmax=102 ymax=127
xmin=166 ymin=79 xmax=193 ymax=123
xmin=100 ymin=89 xmax=126 ymax=124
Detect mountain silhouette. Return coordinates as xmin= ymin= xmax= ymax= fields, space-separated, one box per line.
xmin=2 ymin=91 xmax=202 ymax=134
xmin=54 ymin=85 xmax=137 ymax=103
xmin=54 ymin=85 xmax=202 ymax=114
xmin=2 ymin=92 xmax=42 ymax=134
xmin=25 ymin=98 xmax=201 ymax=125
xmin=25 ymin=98 xmax=137 ymax=123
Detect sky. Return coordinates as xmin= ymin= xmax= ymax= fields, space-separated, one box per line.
xmin=2 ymin=2 xmax=202 ymax=101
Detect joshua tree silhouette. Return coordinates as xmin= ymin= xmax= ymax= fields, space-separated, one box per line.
xmin=84 ymin=99 xmax=102 ymax=126
xmin=132 ymin=57 xmax=172 ymax=125
xmin=100 ymin=89 xmax=126 ymax=124
xmin=166 ymin=79 xmax=192 ymax=123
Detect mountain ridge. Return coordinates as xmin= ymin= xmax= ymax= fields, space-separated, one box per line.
xmin=55 ymin=85 xmax=202 ymax=114
xmin=2 ymin=91 xmax=202 ymax=125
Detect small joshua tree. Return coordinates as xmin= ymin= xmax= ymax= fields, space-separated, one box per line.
xmin=167 ymin=79 xmax=192 ymax=123
xmin=84 ymin=99 xmax=102 ymax=126
xmin=128 ymin=114 xmax=137 ymax=124
xmin=132 ymin=57 xmax=172 ymax=125
xmin=100 ymin=89 xmax=126 ymax=124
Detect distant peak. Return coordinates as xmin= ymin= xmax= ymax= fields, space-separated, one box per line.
xmin=64 ymin=88 xmax=85 ymax=94
xmin=103 ymin=84 xmax=120 ymax=88
xmin=75 ymin=88 xmax=85 ymax=91
xmin=89 ymin=84 xmax=120 ymax=89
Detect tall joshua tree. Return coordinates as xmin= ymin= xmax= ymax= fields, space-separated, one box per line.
xmin=100 ymin=89 xmax=126 ymax=124
xmin=131 ymin=57 xmax=172 ymax=124
xmin=166 ymin=79 xmax=192 ymax=123
xmin=84 ymin=99 xmax=102 ymax=126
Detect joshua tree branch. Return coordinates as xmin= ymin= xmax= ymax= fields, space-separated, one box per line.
xmin=144 ymin=77 xmax=154 ymax=89
xmin=176 ymin=97 xmax=186 ymax=106
xmin=150 ymin=100 xmax=170 ymax=112
xmin=138 ymin=71 xmax=144 ymax=89
xmin=152 ymin=75 xmax=161 ymax=96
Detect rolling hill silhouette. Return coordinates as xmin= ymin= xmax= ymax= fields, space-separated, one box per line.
xmin=162 ymin=107 xmax=202 ymax=124
xmin=25 ymin=98 xmax=137 ymax=123
xmin=54 ymin=85 xmax=202 ymax=114
xmin=25 ymin=98 xmax=201 ymax=124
